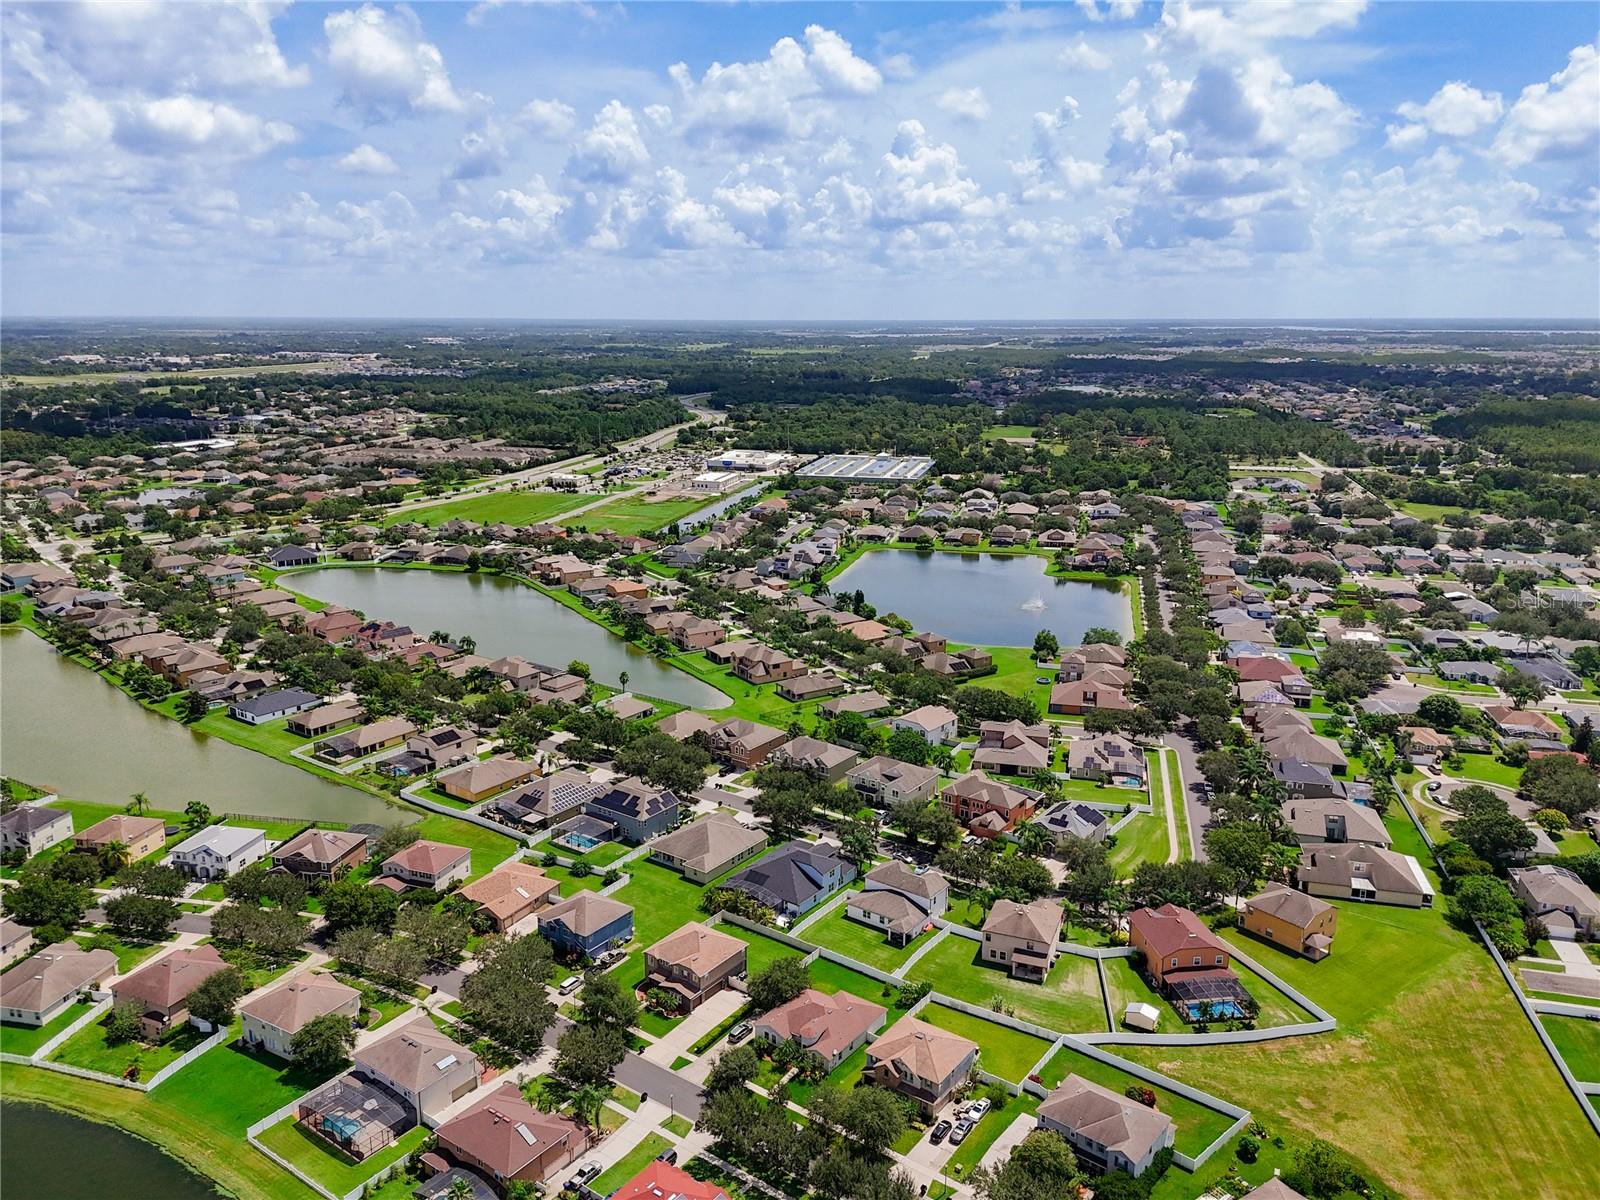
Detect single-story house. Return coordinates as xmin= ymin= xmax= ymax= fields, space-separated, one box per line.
xmin=753 ymin=988 xmax=887 ymax=1069
xmin=229 ymin=687 xmax=322 ymax=725
xmin=0 ymin=941 xmax=117 ymax=1026
xmin=458 ymin=860 xmax=561 ymax=932
xmin=647 ymin=811 xmax=768 ymax=884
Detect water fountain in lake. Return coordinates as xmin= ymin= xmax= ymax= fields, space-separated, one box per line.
xmin=1021 ymin=593 xmax=1047 ymax=613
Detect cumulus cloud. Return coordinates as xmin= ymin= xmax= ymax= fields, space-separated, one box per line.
xmin=324 ymin=4 xmax=463 ymax=118
xmin=936 ymin=87 xmax=991 ymax=123
xmin=113 ymin=95 xmax=295 ymax=158
xmin=1059 ymin=37 xmax=1112 ymax=71
xmin=1492 ymin=42 xmax=1600 ymax=167
xmin=337 ymin=142 xmax=400 ymax=175
xmin=565 ymin=100 xmax=650 ymax=183
xmin=1160 ymin=0 xmax=1366 ymax=52
xmin=1397 ymin=81 xmax=1505 ymax=136
xmin=1076 ymin=0 xmax=1142 ymax=21
xmin=517 ymin=98 xmax=579 ymax=139
xmin=874 ymin=119 xmax=1001 ymax=226
xmin=451 ymin=124 xmax=509 ymax=180
xmin=668 ymin=25 xmax=881 ymax=148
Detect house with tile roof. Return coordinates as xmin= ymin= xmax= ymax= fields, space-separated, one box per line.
xmin=241 ymin=974 xmax=362 ymax=1060
xmin=644 ymin=921 xmax=747 ymax=1011
xmin=458 ymin=860 xmax=561 ymax=932
xmin=754 ymin=988 xmax=886 ymax=1069
xmin=1241 ymin=884 xmax=1338 ymax=961
xmin=981 ymin=898 xmax=1065 ymax=981
xmin=864 ymin=1015 xmax=979 ymax=1113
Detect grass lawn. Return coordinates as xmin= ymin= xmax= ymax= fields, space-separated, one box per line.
xmin=50 ymin=1014 xmax=212 ymax=1080
xmin=981 ymin=424 xmax=1039 ymax=440
xmin=571 ymin=839 xmax=634 ymax=868
xmin=1540 ymin=1014 xmax=1600 ymax=1082
xmin=637 ymin=1006 xmax=685 ymax=1038
xmin=1102 ymin=956 xmax=1168 ymax=1028
xmin=539 ymin=860 xmax=608 ymax=896
xmin=721 ymin=925 xmax=808 ymax=977
xmin=1164 ymin=750 xmax=1190 ymax=862
xmin=806 ymin=956 xmax=910 ymax=1019
xmin=1117 ymin=883 xmax=1600 ymax=1200
xmin=804 ymin=906 xmax=920 ymax=973
xmin=790 ymin=1043 xmax=869 ymax=1107
xmin=940 ymin=1093 xmax=1040 ymax=1182
xmin=153 ymin=1026 xmax=340 ymax=1136
xmin=3 ymin=1066 xmax=317 ymax=1200
xmin=0 ymin=1002 xmax=94 ymax=1058
xmin=919 ymin=1003 xmax=1054 ymax=1083
xmin=1441 ymin=753 xmax=1524 ymax=789
xmin=256 ymin=1116 xmax=427 ymax=1195
xmin=907 ymin=935 xmax=1108 ymax=1035
xmin=406 ymin=811 xmax=518 ymax=882
xmin=1107 ymin=810 xmax=1170 ymax=874
xmin=662 ymin=1113 xmax=693 ymax=1137
xmin=1037 ymin=1043 xmax=1236 ymax=1157
xmin=565 ymin=493 xmax=721 ymax=538
xmin=1414 ymin=673 xmax=1498 ymax=695
xmin=592 ymin=1132 xmax=674 ymax=1193
xmin=386 ymin=489 xmax=592 ymax=528
xmin=612 ymin=859 xmax=723 ymax=948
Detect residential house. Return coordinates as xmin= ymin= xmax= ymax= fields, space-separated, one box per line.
xmin=169 ymin=824 xmax=268 ymax=880
xmin=644 ymin=922 xmax=747 ymax=1012
xmin=725 ymin=840 xmax=855 ymax=919
xmin=493 ymin=769 xmax=599 ymax=830
xmin=586 ymin=777 xmax=680 ymax=844
xmin=819 ymin=691 xmax=891 ymax=718
xmin=287 ymin=701 xmax=363 ymax=738
xmin=754 ymin=988 xmax=887 ymax=1069
xmin=382 ymin=840 xmax=472 ymax=892
xmin=648 ymin=811 xmax=768 ymax=884
xmin=1298 ymin=844 xmax=1435 ymax=907
xmin=863 ymin=1015 xmax=979 ymax=1114
xmin=611 ymin=1163 xmax=732 ymax=1200
xmin=981 ymin=898 xmax=1065 ymax=981
xmin=848 ymin=756 xmax=940 ymax=807
xmin=1067 ymin=734 xmax=1147 ymax=787
xmin=1263 ymin=727 xmax=1349 ymax=775
xmin=657 ymin=711 xmax=721 ymax=742
xmin=229 ymin=687 xmax=322 ymax=725
xmin=0 ymin=941 xmax=117 ymax=1026
xmin=704 ymin=718 xmax=788 ymax=769
xmin=354 ymin=1016 xmax=481 ymax=1125
xmin=770 ymin=736 xmax=861 ymax=783
xmin=1483 ymin=705 xmax=1565 ymax=741
xmin=0 ymin=805 xmax=73 ymax=857
xmin=458 ymin=860 xmax=561 ymax=933
xmin=1509 ymin=865 xmax=1600 ymax=940
xmin=1437 ymin=661 xmax=1501 ymax=687
xmin=890 ymin=705 xmax=959 ymax=745
xmin=777 ymin=672 xmax=848 ymax=701
xmin=538 ymin=893 xmax=635 ymax=958
xmin=730 ymin=644 xmax=807 ymax=685
xmin=847 ymin=862 xmax=949 ymax=946
xmin=240 ymin=975 xmax=362 ymax=1060
xmin=433 ymin=1081 xmax=591 ymax=1190
xmin=268 ymin=545 xmax=318 ymax=568
xmin=75 ymin=814 xmax=166 ymax=862
xmin=1036 ymin=1075 xmax=1177 ymax=1178
xmin=942 ymin=773 xmax=1041 ymax=838
xmin=0 ymin=919 xmax=36 ymax=970
xmin=1241 ymin=884 xmax=1338 ymax=961
xmin=1281 ymin=795 xmax=1391 ymax=848
xmin=971 ymin=721 xmax=1052 ymax=776
xmin=1048 ymin=679 xmax=1133 ymax=715
xmin=272 ymin=828 xmax=368 ymax=882
xmin=1129 ymin=904 xmax=1234 ymax=990
xmin=438 ymin=755 xmax=539 ymax=804
xmin=1033 ymin=801 xmax=1111 ymax=847
xmin=114 ymin=945 xmax=230 ymax=1040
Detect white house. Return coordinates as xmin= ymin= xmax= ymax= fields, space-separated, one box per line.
xmin=889 ymin=704 xmax=958 ymax=745
xmin=168 ymin=825 xmax=268 ymax=880
xmin=240 ymin=974 xmax=362 ymax=1060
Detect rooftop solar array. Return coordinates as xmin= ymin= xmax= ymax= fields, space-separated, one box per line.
xmin=796 ymin=453 xmax=936 ymax=482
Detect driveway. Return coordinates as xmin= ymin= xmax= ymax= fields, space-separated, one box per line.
xmin=1551 ymin=939 xmax=1600 ymax=980
xmin=1161 ymin=726 xmax=1209 ymax=860
xmin=641 ymin=989 xmax=745 ymax=1066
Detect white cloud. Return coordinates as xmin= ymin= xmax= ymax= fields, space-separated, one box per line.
xmin=1384 ymin=123 xmax=1428 ymax=153
xmin=451 ymin=124 xmax=509 ymax=180
xmin=565 ymin=100 xmax=650 ymax=183
xmin=337 ymin=143 xmax=400 ymax=175
xmin=518 ymin=98 xmax=578 ymax=139
xmin=875 ymin=119 xmax=1001 ymax=226
xmin=1159 ymin=0 xmax=1367 ymax=52
xmin=1077 ymin=0 xmax=1142 ymax=21
xmin=1011 ymin=97 xmax=1103 ymax=202
xmin=1492 ymin=42 xmax=1600 ymax=168
xmin=324 ymin=4 xmax=463 ymax=118
xmin=668 ymin=25 xmax=881 ymax=148
xmin=1397 ymin=81 xmax=1504 ymax=137
xmin=1059 ymin=37 xmax=1112 ymax=71
xmin=936 ymin=86 xmax=991 ymax=123
xmin=113 ymin=95 xmax=295 ymax=158
xmin=14 ymin=1 xmax=308 ymax=93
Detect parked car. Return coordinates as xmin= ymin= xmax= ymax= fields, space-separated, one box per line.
xmin=950 ymin=1119 xmax=973 ymax=1145
xmin=1426 ymin=780 xmax=1442 ymax=793
xmin=966 ymin=1097 xmax=991 ymax=1119
xmin=568 ymin=1161 xmax=601 ymax=1189
xmin=929 ymin=1120 xmax=953 ymax=1144
xmin=728 ymin=1022 xmax=753 ymax=1044
xmin=558 ymin=975 xmax=582 ymax=995
xmin=656 ymin=1148 xmax=678 ymax=1165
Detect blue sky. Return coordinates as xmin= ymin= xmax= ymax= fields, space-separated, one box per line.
xmin=2 ymin=1 xmax=1596 ymax=319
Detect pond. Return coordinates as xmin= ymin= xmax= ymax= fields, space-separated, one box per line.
xmin=829 ymin=550 xmax=1134 ymax=648
xmin=683 ymin=481 xmax=765 ymax=528
xmin=281 ymin=567 xmax=730 ymax=708
xmin=0 ymin=630 xmax=399 ymax=824
xmin=0 ymin=1103 xmax=225 ymax=1200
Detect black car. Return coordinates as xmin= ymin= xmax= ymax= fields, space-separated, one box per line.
xmin=656 ymin=1148 xmax=678 ymax=1166
xmin=929 ymin=1120 xmax=953 ymax=1145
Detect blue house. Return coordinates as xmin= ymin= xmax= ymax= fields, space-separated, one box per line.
xmin=725 ymin=840 xmax=856 ymax=919
xmin=585 ymin=777 xmax=679 ymax=844
xmin=537 ymin=892 xmax=634 ymax=959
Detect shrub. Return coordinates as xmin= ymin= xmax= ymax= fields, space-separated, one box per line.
xmin=1124 ymin=1085 xmax=1158 ymax=1109
xmin=1237 ymin=1135 xmax=1260 ymax=1163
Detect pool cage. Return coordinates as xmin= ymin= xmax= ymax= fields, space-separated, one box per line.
xmin=296 ymin=1073 xmax=414 ymax=1160
xmin=1166 ymin=974 xmax=1254 ymax=1023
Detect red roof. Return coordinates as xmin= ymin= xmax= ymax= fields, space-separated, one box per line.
xmin=1129 ymin=904 xmax=1230 ymax=961
xmin=609 ymin=1162 xmax=731 ymax=1200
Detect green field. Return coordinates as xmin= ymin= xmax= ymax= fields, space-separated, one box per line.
xmin=384 ymin=488 xmax=592 ymax=528
xmin=1540 ymin=1014 xmax=1600 ymax=1082
xmin=720 ymin=925 xmax=808 ymax=977
xmin=918 ymin=1002 xmax=1053 ymax=1083
xmin=153 ymin=1029 xmax=338 ymax=1136
xmin=1107 ymin=809 xmax=1170 ymax=873
xmin=593 ymin=1132 xmax=674 ymax=1193
xmin=50 ymin=1015 xmax=213 ymax=1080
xmin=802 ymin=906 xmax=921 ymax=973
xmin=256 ymin=1117 xmax=427 ymax=1195
xmin=907 ymin=935 xmax=1108 ymax=1035
xmin=0 ymin=1003 xmax=92 ymax=1058
xmin=564 ymin=493 xmax=720 ymax=537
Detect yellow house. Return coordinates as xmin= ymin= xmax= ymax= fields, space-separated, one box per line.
xmin=74 ymin=814 xmax=167 ymax=863
xmin=1241 ymin=884 xmax=1338 ymax=961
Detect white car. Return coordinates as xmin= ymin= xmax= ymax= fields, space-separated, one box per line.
xmin=966 ymin=1097 xmax=991 ymax=1120
xmin=558 ymin=975 xmax=582 ymax=995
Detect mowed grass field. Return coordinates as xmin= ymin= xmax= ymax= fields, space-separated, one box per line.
xmin=384 ymin=489 xmax=593 ymax=528
xmin=1120 ymin=888 xmax=1600 ymax=1200
xmin=1540 ymin=1014 xmax=1600 ymax=1082
xmin=906 ymin=934 xmax=1109 ymax=1035
xmin=562 ymin=493 xmax=720 ymax=537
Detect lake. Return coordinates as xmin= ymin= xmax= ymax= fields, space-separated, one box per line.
xmin=829 ymin=550 xmax=1134 ymax=648
xmin=282 ymin=567 xmax=730 ymax=708
xmin=0 ymin=630 xmax=398 ymax=824
xmin=0 ymin=1103 xmax=224 ymax=1200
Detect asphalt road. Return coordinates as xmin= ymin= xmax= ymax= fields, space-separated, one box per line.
xmin=1163 ymin=723 xmax=1211 ymax=861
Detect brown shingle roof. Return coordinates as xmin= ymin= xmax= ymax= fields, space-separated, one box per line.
xmin=115 ymin=945 xmax=228 ymax=1009
xmin=240 ymin=974 xmax=360 ymax=1034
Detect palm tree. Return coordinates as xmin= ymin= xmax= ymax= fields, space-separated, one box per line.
xmin=618 ymin=671 xmax=629 ymax=692
xmin=99 ymin=840 xmax=131 ymax=873
xmin=125 ymin=791 xmax=150 ymax=817
xmin=1059 ymin=898 xmax=1082 ymax=942
xmin=447 ymin=1178 xmax=474 ymax=1200
xmin=1015 ymin=822 xmax=1053 ymax=859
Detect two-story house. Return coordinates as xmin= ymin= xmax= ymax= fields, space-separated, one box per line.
xmin=241 ymin=974 xmax=363 ymax=1060
xmin=113 ymin=944 xmax=231 ymax=1040
xmin=848 ymin=756 xmax=939 ymax=808
xmin=0 ymin=805 xmax=73 ymax=858
xmin=168 ymin=824 xmax=268 ymax=880
xmin=380 ymin=839 xmax=472 ymax=892
xmin=942 ymin=773 xmax=1041 ymax=838
xmin=847 ymin=862 xmax=949 ymax=947
xmin=353 ymin=1016 xmax=481 ymax=1124
xmin=981 ymin=898 xmax=1065 ymax=981
xmin=1037 ymin=1074 xmax=1177 ymax=1177
xmin=753 ymin=987 xmax=886 ymax=1069
xmin=1240 ymin=884 xmax=1338 ymax=961
xmin=643 ymin=922 xmax=747 ymax=1012
xmin=864 ymin=1015 xmax=979 ymax=1114
xmin=585 ymin=777 xmax=680 ymax=845
xmin=272 ymin=828 xmax=368 ymax=882
xmin=538 ymin=893 xmax=635 ymax=959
